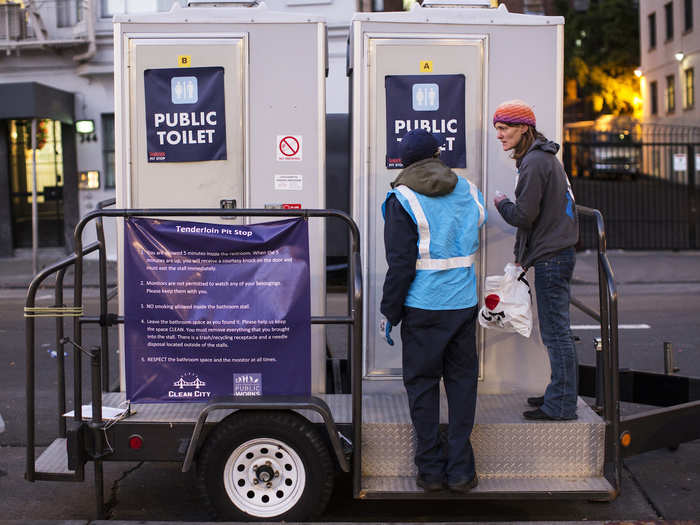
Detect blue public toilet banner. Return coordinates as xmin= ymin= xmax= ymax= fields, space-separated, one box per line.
xmin=124 ymin=217 xmax=310 ymax=402
xmin=385 ymin=74 xmax=466 ymax=169
xmin=144 ymin=66 xmax=227 ymax=163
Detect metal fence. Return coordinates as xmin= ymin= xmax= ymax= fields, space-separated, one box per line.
xmin=564 ymin=124 xmax=700 ymax=250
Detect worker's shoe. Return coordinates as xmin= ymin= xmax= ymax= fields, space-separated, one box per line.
xmin=523 ymin=408 xmax=578 ymax=421
xmin=415 ymin=473 xmax=445 ymax=492
xmin=448 ymin=474 xmax=479 ymax=493
xmin=526 ymin=395 xmax=545 ymax=407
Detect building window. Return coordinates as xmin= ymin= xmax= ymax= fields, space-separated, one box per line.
xmin=650 ymin=80 xmax=658 ymax=115
xmin=648 ymin=12 xmax=657 ymax=48
xmin=684 ymin=68 xmax=695 ymax=108
xmin=665 ymin=2 xmax=674 ymax=41
xmin=684 ymin=0 xmax=693 ymax=32
xmin=8 ymin=119 xmax=65 ymax=247
xmin=523 ymin=0 xmax=545 ymax=15
xmin=56 ymin=0 xmax=84 ymax=27
xmin=652 ymin=149 xmax=661 ymax=177
xmin=102 ymin=114 xmax=115 ymax=188
xmin=101 ymin=0 xmax=185 ymax=17
xmin=666 ymin=75 xmax=676 ymax=112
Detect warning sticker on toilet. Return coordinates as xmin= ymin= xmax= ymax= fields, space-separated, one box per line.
xmin=277 ymin=135 xmax=303 ymax=161
xmin=274 ymin=174 xmax=303 ymax=191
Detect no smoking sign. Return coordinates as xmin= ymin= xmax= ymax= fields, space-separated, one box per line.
xmin=277 ymin=134 xmax=303 ymax=161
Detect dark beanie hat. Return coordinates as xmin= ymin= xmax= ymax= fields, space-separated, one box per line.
xmin=400 ymin=129 xmax=442 ymax=167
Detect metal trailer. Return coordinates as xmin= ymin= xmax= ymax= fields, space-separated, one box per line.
xmin=24 ymin=0 xmax=700 ymax=522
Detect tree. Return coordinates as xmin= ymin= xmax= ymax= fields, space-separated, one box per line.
xmin=556 ymin=0 xmax=641 ymax=118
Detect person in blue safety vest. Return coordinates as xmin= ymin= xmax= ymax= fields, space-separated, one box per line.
xmin=380 ymin=128 xmax=486 ymax=493
xmin=492 ymin=99 xmax=579 ymax=421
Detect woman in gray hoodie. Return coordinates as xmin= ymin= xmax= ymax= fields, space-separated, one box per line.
xmin=492 ymin=100 xmax=579 ymax=421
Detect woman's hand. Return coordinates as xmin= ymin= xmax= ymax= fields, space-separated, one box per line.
xmin=494 ymin=190 xmax=508 ymax=207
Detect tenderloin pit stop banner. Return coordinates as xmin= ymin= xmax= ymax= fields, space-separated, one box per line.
xmin=124 ymin=217 xmax=310 ymax=402
xmin=385 ymin=74 xmax=466 ymax=169
xmin=144 ymin=66 xmax=227 ymax=162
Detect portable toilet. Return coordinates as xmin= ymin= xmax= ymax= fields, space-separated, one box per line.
xmin=349 ymin=0 xmax=613 ymax=498
xmin=113 ymin=0 xmax=328 ymax=392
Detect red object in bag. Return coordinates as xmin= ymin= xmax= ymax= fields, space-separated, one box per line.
xmin=485 ymin=293 xmax=500 ymax=310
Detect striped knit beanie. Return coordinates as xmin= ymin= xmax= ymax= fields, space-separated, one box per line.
xmin=493 ymin=99 xmax=536 ymax=127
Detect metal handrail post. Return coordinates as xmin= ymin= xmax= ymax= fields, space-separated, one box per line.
xmin=351 ymin=251 xmax=363 ymax=498
xmin=598 ymin=248 xmax=614 ymax=472
xmin=95 ymin=198 xmax=115 ymax=392
xmin=576 ymin=205 xmax=620 ymax=493
xmin=25 ymin=279 xmax=39 ymax=481
xmin=607 ymin=266 xmax=621 ymax=491
xmin=89 ymin=346 xmax=105 ymax=518
xmin=56 ymin=268 xmax=68 ymax=437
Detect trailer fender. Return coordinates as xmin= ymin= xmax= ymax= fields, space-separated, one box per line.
xmin=181 ymin=395 xmax=350 ymax=473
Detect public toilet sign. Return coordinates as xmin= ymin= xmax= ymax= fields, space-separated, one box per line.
xmin=385 ymin=73 xmax=466 ymax=169
xmin=144 ymin=66 xmax=227 ymax=162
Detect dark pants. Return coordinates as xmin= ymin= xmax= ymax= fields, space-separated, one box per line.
xmin=400 ymin=305 xmax=479 ymax=484
xmin=534 ymin=246 xmax=578 ymax=419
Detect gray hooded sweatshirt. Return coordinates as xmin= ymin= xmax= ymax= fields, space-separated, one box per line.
xmin=496 ymin=137 xmax=578 ymax=269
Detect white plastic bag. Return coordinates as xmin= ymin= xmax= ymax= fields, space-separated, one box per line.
xmin=478 ymin=263 xmax=532 ymax=337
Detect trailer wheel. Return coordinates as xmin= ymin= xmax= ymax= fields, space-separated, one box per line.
xmin=197 ymin=411 xmax=334 ymax=521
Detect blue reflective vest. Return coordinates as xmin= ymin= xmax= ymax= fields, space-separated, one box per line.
xmin=382 ymin=177 xmax=486 ymax=310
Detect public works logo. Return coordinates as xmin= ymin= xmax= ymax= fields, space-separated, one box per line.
xmin=234 ymin=373 xmax=262 ymax=397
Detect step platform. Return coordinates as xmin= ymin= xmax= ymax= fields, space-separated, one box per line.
xmin=359 ymin=392 xmax=613 ymax=499
xmin=34 ymin=437 xmax=77 ymax=478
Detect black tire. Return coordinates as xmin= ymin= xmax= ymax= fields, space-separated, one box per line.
xmin=196 ymin=410 xmax=334 ymax=521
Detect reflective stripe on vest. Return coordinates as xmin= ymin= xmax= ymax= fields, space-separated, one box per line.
xmin=467 ymin=179 xmax=486 ymax=227
xmin=395 ymin=185 xmax=475 ymax=271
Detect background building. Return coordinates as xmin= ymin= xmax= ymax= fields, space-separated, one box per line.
xmin=639 ymin=0 xmax=698 ymax=126
xmin=0 ymin=0 xmax=361 ymax=258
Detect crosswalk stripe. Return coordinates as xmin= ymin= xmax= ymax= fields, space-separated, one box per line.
xmin=571 ymin=324 xmax=651 ymax=330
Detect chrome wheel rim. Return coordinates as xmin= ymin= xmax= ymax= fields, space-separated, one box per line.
xmin=223 ymin=437 xmax=306 ymax=518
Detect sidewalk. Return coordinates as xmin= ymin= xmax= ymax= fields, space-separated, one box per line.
xmin=0 ymin=247 xmax=117 ymax=290
xmin=573 ymin=249 xmax=700 ymax=285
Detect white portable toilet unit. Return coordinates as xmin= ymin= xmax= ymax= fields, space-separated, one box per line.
xmin=350 ymin=0 xmax=563 ymax=392
xmin=113 ymin=0 xmax=328 ymax=392
xmin=348 ymin=0 xmax=614 ymax=499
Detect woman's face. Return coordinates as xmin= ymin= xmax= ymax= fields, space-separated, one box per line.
xmin=494 ymin=122 xmax=528 ymax=151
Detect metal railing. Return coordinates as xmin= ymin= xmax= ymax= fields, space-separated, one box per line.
xmin=570 ymin=205 xmax=621 ymax=493
xmin=25 ymin=206 xmax=364 ymax=490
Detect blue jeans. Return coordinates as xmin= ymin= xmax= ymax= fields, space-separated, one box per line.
xmin=533 ymin=247 xmax=578 ymax=420
xmin=400 ymin=305 xmax=478 ymax=484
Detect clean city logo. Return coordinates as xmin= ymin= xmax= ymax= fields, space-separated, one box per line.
xmin=234 ymin=373 xmax=262 ymax=396
xmin=168 ymin=372 xmax=211 ymax=399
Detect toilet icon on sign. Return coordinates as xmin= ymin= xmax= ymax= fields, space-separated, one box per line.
xmin=171 ymin=76 xmax=198 ymax=104
xmin=412 ymin=83 xmax=439 ymax=111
